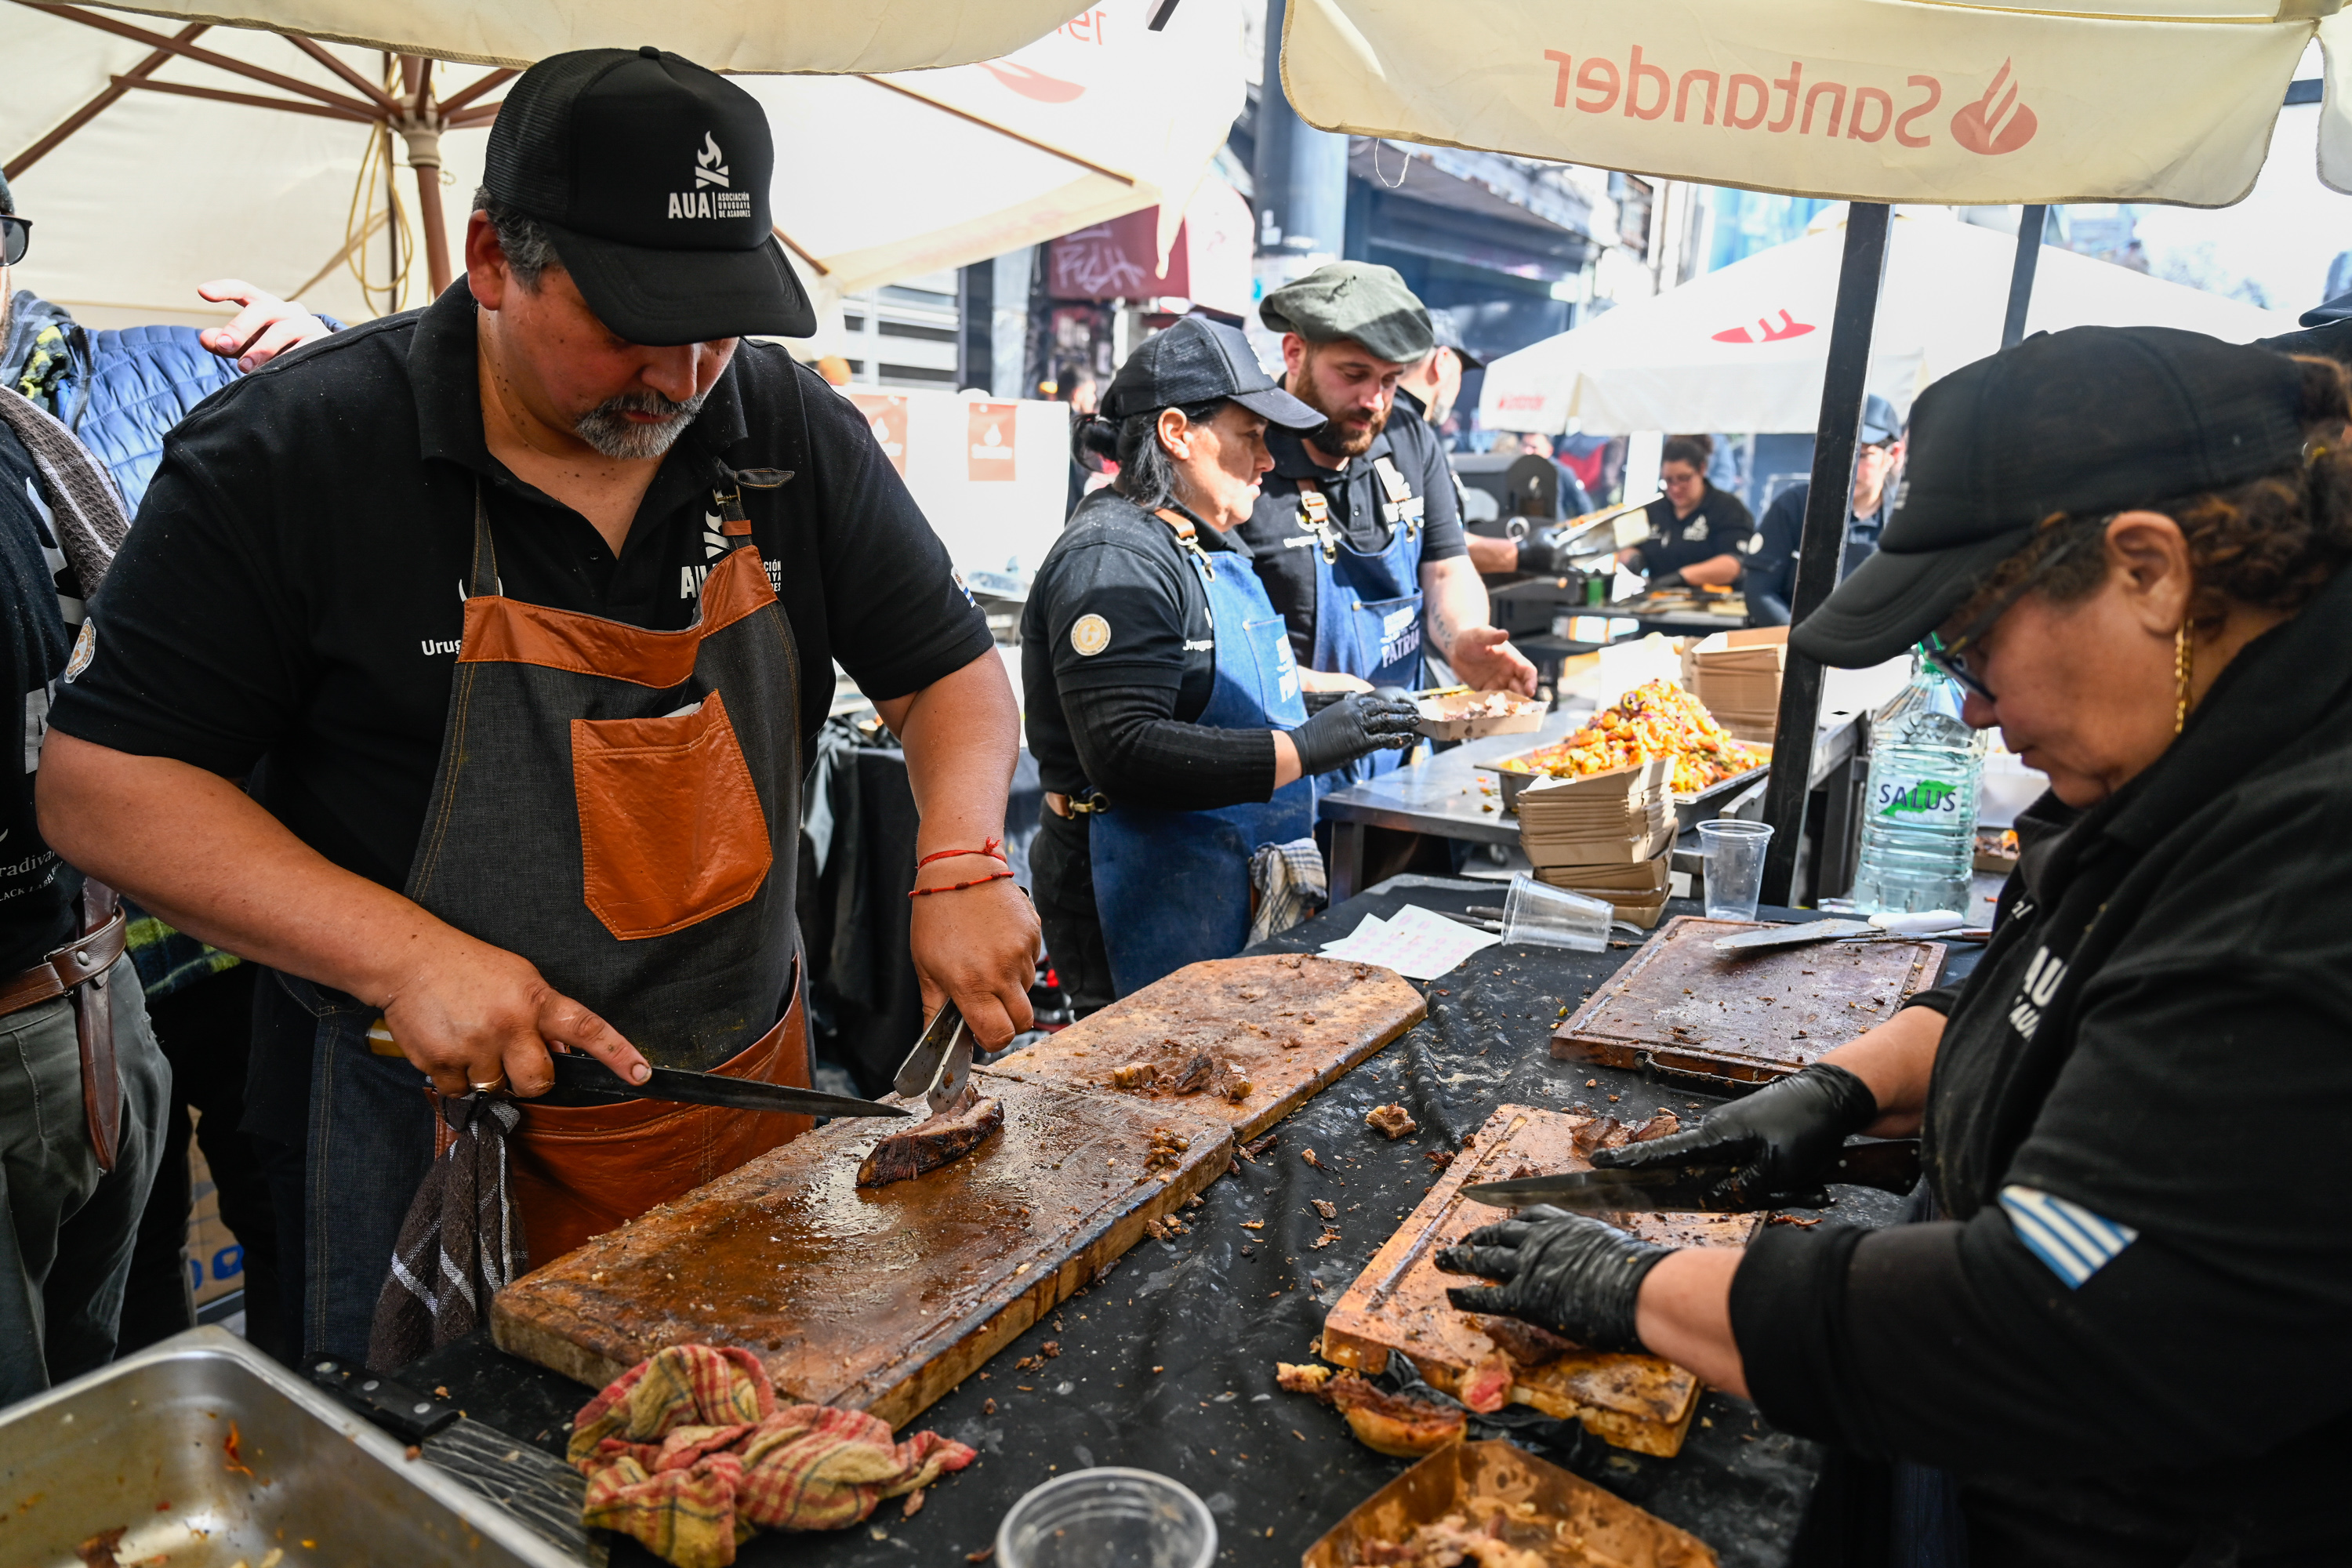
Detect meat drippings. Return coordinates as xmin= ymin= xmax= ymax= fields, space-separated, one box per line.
xmin=855 ymin=1087 xmax=1004 ymax=1188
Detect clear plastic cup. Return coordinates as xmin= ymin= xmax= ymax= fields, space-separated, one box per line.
xmin=996 ymin=1468 xmax=1217 ymax=1568
xmin=1500 ymin=873 xmax=1612 ymax=952
xmin=1699 ymin=819 xmax=1775 ymax=921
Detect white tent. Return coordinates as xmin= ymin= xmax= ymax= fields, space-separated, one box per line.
xmin=1479 ymin=210 xmax=2299 ymax=436
xmin=1279 ymin=0 xmax=2352 ymax=205
xmin=2 ymin=0 xmax=1243 ymax=332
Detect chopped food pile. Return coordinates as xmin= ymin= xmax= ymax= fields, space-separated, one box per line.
xmin=1568 ymin=1107 xmax=1679 ymax=1159
xmin=1143 ymin=1125 xmax=1192 ymax=1174
xmin=1105 ymin=1040 xmax=1254 ymax=1104
xmin=1348 ymin=1511 xmax=1547 ymax=1568
xmin=1502 ymin=678 xmax=1762 ymax=794
xmin=1366 ymin=1102 xmax=1419 ymax=1139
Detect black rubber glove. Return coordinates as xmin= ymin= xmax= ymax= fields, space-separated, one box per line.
xmin=1436 ymin=1207 xmax=1670 ymax=1352
xmin=1646 ymin=568 xmax=1688 ymax=591
xmin=1587 ymin=1062 xmax=1878 ymax=1207
xmin=1515 ymin=532 xmax=1566 ymax=575
xmin=1287 ymin=691 xmax=1421 ymax=775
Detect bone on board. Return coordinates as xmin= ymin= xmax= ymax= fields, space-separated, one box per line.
xmin=490 ymin=1072 xmax=1230 ymax=1429
xmin=1319 ymin=1104 xmax=1759 ymax=1457
xmin=1553 ymin=916 xmax=1947 ymax=1083
xmin=984 ymin=953 xmax=1426 ymax=1142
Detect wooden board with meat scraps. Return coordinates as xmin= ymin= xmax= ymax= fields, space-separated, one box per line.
xmin=1553 ymin=916 xmax=1947 ymax=1084
xmin=491 ymin=1072 xmax=1229 ymax=1429
xmin=985 ymin=953 xmax=1427 ymax=1142
xmin=1319 ymin=1104 xmax=1760 ymax=1457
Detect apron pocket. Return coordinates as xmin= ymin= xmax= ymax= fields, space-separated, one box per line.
xmin=572 ymin=689 xmax=773 ymax=940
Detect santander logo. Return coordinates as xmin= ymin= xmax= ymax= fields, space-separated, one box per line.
xmin=1713 ymin=309 xmax=1815 ymax=345
xmin=980 ymin=61 xmax=1086 ymax=103
xmin=1951 ymin=60 xmax=2036 ymax=155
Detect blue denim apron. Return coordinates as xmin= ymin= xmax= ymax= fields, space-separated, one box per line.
xmin=1299 ymin=462 xmax=1425 ymax=788
xmin=1089 ymin=510 xmax=1315 ymax=997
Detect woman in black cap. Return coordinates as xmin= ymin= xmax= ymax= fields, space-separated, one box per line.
xmin=1617 ymin=433 xmax=1754 ymax=588
xmin=1437 ymin=326 xmax=2352 ymax=1563
xmin=1023 ymin=318 xmax=1421 ymax=1009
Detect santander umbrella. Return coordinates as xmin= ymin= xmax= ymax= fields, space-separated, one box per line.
xmin=1277 ymin=0 xmax=2338 ymax=902
xmin=1478 ymin=209 xmax=2297 ymax=436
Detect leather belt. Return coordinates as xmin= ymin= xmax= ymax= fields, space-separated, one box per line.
xmin=0 ymin=883 xmax=128 ymax=1170
xmin=1044 ymin=789 xmax=1109 ymax=819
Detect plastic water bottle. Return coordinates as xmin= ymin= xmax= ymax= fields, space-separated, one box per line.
xmin=1849 ymin=653 xmax=1987 ymax=916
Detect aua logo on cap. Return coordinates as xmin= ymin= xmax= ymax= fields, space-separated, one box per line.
xmin=670 ymin=132 xmax=751 ymax=220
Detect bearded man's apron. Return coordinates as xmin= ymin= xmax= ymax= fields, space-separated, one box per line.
xmin=1298 ymin=461 xmax=1425 ymax=789
xmin=298 ymin=474 xmax=808 ymax=1361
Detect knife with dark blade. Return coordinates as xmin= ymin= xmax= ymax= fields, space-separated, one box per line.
xmin=546 ymin=1052 xmax=911 ymax=1118
xmin=1459 ymin=1138 xmax=1921 ymax=1212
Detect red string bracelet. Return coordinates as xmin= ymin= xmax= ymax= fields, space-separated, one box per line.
xmin=908 ymin=869 xmax=1018 ymax=898
xmin=913 ymin=837 xmax=1007 ymax=870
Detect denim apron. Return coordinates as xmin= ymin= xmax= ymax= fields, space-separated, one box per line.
xmin=1089 ymin=510 xmax=1315 ymax=997
xmin=297 ymin=475 xmax=809 ymax=1362
xmin=1299 ymin=458 xmax=1425 ymax=788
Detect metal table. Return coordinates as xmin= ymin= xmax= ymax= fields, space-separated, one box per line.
xmin=1321 ymin=707 xmax=1867 ymax=905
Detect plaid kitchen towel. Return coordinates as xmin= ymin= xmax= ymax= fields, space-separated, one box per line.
xmin=367 ymin=1092 xmax=525 ymax=1371
xmin=1249 ymin=836 xmax=1328 ymax=946
xmin=570 ymin=1344 xmax=975 ymax=1568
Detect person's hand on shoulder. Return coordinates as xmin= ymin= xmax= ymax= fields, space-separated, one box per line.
xmin=195 ymin=279 xmax=336 ymax=372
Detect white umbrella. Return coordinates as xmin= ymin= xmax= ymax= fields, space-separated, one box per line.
xmin=2 ymin=0 xmax=1243 ymax=329
xmin=1479 ymin=210 xmax=2299 ymax=436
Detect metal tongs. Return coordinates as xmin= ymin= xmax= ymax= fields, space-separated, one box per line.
xmin=891 ymin=1000 xmax=974 ymax=1117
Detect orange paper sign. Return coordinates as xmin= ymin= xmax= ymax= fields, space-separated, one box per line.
xmin=849 ymin=392 xmax=909 ymax=476
xmin=968 ymin=402 xmax=1018 ymax=483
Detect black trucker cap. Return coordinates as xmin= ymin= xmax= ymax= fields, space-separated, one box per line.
xmin=485 ymin=46 xmax=815 ymax=344
xmin=1792 ymin=326 xmax=2308 ymax=667
xmin=1101 ymin=317 xmax=1323 ymax=429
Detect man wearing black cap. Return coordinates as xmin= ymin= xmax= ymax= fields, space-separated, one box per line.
xmin=1237 ymin=263 xmax=1534 ymax=745
xmin=1744 ymin=392 xmax=1904 ymax=626
xmin=37 ymin=47 xmax=1040 ymax=1363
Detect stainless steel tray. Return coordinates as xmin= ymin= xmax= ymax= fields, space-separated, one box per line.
xmin=0 ymin=1327 xmax=581 ymax=1567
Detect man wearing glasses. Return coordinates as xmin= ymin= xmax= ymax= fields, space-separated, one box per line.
xmin=1745 ymin=393 xmax=1905 ymax=626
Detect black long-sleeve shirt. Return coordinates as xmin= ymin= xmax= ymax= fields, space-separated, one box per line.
xmin=1730 ymin=565 xmax=2352 ymax=1563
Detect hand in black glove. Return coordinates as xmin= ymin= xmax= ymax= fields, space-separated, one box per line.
xmin=1436 ymin=1206 xmax=1670 ymax=1352
xmin=1515 ymin=532 xmax=1566 ymax=575
xmin=1646 ymin=568 xmax=1688 ymax=591
xmin=1587 ymin=1061 xmax=1878 ymax=1207
xmin=1287 ymin=691 xmax=1421 ymax=775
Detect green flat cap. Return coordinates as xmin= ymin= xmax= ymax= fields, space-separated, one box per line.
xmin=1259 ymin=261 xmax=1434 ymax=365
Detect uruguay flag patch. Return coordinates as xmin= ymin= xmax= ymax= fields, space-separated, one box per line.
xmin=1999 ymin=1185 xmax=2139 ymax=1289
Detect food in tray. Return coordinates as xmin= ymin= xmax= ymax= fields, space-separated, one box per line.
xmin=1502 ymin=679 xmax=1763 ymax=795
xmin=855 ymin=1087 xmax=1004 ymax=1187
xmin=1347 ymin=1512 xmax=1548 ymax=1568
xmin=1414 ymin=686 xmax=1548 ymax=741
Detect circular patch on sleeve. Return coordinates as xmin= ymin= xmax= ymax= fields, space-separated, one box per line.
xmin=1070 ymin=613 xmax=1112 ymax=657
xmin=63 ymin=619 xmax=96 ymax=683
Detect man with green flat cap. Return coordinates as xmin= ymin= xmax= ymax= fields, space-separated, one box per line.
xmin=1237 ymin=263 xmax=1535 ymax=788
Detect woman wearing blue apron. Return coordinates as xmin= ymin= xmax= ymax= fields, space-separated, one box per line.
xmin=1021 ymin=319 xmax=1421 ymax=1007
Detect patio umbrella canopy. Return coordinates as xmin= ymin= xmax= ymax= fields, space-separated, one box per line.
xmin=1478 ymin=209 xmax=2298 ymax=436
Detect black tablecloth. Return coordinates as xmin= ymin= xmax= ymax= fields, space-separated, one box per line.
xmin=414 ymin=879 xmax=1977 ymax=1567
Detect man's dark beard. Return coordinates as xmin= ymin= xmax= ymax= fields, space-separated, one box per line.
xmin=574 ymin=387 xmax=711 ymax=460
xmin=1287 ymin=370 xmax=1381 ymax=460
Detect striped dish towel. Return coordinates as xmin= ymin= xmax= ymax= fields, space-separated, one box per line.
xmin=1249 ymin=837 xmax=1329 ymax=946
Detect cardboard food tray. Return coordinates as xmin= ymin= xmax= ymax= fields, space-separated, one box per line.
xmin=1414 ymin=687 xmax=1551 ymax=741
xmin=1485 ymin=755 xmax=1667 ymax=816
xmin=1552 ymin=916 xmax=1947 ymax=1083
xmin=1302 ymin=1440 xmax=1719 ymax=1567
xmin=1319 ymin=1104 xmax=1757 ymax=1457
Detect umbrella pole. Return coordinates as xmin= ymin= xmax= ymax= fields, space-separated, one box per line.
xmin=1759 ymin=201 xmax=1892 ymax=908
xmin=2001 ymin=205 xmax=2048 ymax=350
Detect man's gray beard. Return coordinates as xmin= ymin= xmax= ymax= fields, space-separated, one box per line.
xmin=574 ymin=387 xmax=710 ymax=460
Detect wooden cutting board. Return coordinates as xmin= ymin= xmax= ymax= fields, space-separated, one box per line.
xmin=985 ymin=953 xmax=1426 ymax=1142
xmin=1552 ymin=916 xmax=1947 ymax=1083
xmin=491 ymin=1072 xmax=1231 ymax=1428
xmin=1319 ymin=1104 xmax=1759 ymax=1457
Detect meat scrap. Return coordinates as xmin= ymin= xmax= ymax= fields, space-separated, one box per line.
xmin=1109 ymin=1042 xmax=1251 ymax=1102
xmin=1282 ymin=1363 xmax=1468 ymax=1458
xmin=1350 ymin=1512 xmax=1545 ymax=1568
xmin=1569 ymin=1115 xmax=1628 ymax=1159
xmin=856 ymin=1090 xmax=1004 ymax=1187
xmin=1366 ymin=1103 xmax=1419 ymax=1140
xmin=1143 ymin=1127 xmax=1192 ymax=1174
xmin=1457 ymin=1348 xmax=1513 ymax=1414
xmin=1424 ymin=1149 xmax=1455 ymax=1171
xmin=1476 ymin=1316 xmax=1577 ymax=1369
xmin=1630 ymin=1109 xmax=1682 ymax=1143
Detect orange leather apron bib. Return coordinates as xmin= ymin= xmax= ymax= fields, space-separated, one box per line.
xmin=407 ymin=476 xmax=808 ymax=1268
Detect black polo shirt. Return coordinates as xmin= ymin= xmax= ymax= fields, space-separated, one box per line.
xmin=1021 ymin=489 xmax=1225 ymax=797
xmin=1235 ymin=403 xmax=1465 ymax=666
xmin=1631 ymin=484 xmax=1755 ymax=576
xmin=1 ymin=423 xmax=76 ymax=977
xmin=49 ymin=281 xmax=990 ymax=893
xmin=1747 ymin=481 xmax=1890 ymax=614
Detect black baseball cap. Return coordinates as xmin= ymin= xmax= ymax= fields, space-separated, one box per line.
xmin=1100 ymin=317 xmax=1322 ymax=428
xmin=1794 ymin=327 xmax=2308 ymax=667
xmin=485 ymin=46 xmax=814 ymax=345
xmin=1428 ymin=308 xmax=1483 ymax=372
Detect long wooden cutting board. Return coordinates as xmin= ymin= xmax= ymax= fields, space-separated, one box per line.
xmin=1319 ymin=1104 xmax=1759 ymax=1457
xmin=985 ymin=953 xmax=1426 ymax=1142
xmin=491 ymin=1072 xmax=1230 ymax=1428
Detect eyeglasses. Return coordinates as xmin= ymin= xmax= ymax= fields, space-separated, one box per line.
xmin=0 ymin=216 xmax=27 ymax=267
xmin=1918 ymin=515 xmax=2109 ymax=703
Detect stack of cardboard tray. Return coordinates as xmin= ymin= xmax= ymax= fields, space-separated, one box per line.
xmin=1516 ymin=757 xmax=1677 ymax=928
xmin=1682 ymin=626 xmax=1787 ymax=744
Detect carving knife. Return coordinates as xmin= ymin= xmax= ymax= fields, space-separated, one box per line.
xmin=891 ymin=999 xmax=974 ymax=1116
xmin=546 ymin=1052 xmax=909 ymax=1118
xmin=1459 ymin=1138 xmax=1922 ymax=1212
